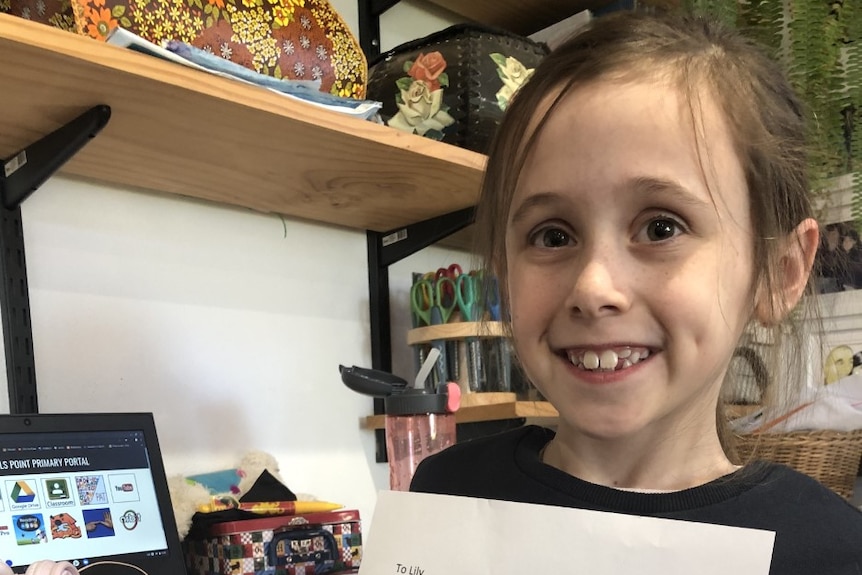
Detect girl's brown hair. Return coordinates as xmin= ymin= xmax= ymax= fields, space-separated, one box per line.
xmin=474 ymin=10 xmax=817 ymax=456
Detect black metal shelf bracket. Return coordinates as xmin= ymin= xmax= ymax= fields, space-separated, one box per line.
xmin=358 ymin=0 xmax=402 ymax=58
xmin=0 ymin=104 xmax=111 ymax=414
xmin=367 ymin=206 xmax=475 ymax=461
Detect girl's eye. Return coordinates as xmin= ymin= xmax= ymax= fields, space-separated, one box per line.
xmin=641 ymin=217 xmax=684 ymax=242
xmin=532 ymin=227 xmax=572 ymax=248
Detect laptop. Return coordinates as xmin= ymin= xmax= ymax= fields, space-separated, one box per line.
xmin=0 ymin=412 xmax=187 ymax=574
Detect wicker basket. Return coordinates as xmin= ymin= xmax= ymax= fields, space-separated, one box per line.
xmin=735 ymin=429 xmax=862 ymax=499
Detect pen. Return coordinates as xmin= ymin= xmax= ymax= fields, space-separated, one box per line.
xmin=197 ymin=498 xmax=344 ymax=515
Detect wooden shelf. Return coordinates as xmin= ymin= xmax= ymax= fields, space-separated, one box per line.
xmin=407 ymin=321 xmax=506 ymax=345
xmin=0 ymin=14 xmax=485 ymax=233
xmin=423 ymin=0 xmax=616 ymax=36
xmin=363 ymin=399 xmax=559 ymax=429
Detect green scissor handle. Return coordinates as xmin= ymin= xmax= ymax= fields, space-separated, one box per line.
xmin=456 ymin=274 xmax=480 ymax=322
xmin=433 ymin=277 xmax=457 ymax=324
xmin=410 ymin=279 xmax=433 ymax=326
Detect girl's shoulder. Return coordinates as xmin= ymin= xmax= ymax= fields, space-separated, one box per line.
xmin=737 ymin=461 xmax=862 ymax=522
xmin=409 ymin=425 xmax=550 ymax=496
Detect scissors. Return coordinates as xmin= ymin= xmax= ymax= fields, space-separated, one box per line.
xmin=475 ymin=274 xmax=511 ymax=393
xmin=436 ymin=263 xmax=463 ymax=281
xmin=456 ymin=273 xmax=481 ymax=322
xmin=410 ymin=277 xmax=455 ymax=384
xmin=410 ymin=278 xmax=456 ymax=326
xmin=434 ymin=264 xmax=462 ymax=302
xmin=454 ymin=274 xmax=486 ymax=391
xmin=484 ymin=275 xmax=501 ymax=321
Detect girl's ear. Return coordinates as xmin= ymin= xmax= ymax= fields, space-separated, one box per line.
xmin=755 ymin=217 xmax=819 ymax=324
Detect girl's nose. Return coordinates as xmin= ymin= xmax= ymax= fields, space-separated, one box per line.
xmin=565 ymin=252 xmax=631 ymax=318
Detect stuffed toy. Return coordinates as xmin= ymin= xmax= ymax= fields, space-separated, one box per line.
xmin=167 ymin=450 xmax=294 ymax=539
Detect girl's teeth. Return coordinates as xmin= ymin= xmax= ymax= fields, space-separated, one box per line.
xmin=583 ymin=350 xmax=600 ymax=370
xmin=568 ymin=347 xmax=650 ymax=372
xmin=599 ymin=349 xmax=618 ymax=370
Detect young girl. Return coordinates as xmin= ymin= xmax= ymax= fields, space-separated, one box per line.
xmin=410 ymin=9 xmax=862 ymax=573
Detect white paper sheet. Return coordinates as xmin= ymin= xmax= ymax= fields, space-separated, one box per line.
xmin=360 ymin=490 xmax=774 ymax=575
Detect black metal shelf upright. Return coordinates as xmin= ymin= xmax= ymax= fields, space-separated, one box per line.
xmin=0 ymin=105 xmax=111 ymax=414
xmin=356 ymin=1 xmax=543 ymax=461
xmin=366 ymin=209 xmax=474 ymax=461
xmin=357 ymin=0 xmax=503 ymax=461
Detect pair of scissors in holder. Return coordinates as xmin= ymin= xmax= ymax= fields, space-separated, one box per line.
xmin=410 ymin=277 xmax=455 ymax=385
xmin=456 ymin=274 xmax=486 ymax=391
xmin=432 ymin=264 xmax=464 ymax=381
xmin=487 ymin=275 xmax=512 ymax=392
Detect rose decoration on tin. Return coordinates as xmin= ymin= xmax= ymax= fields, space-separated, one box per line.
xmin=386 ymin=51 xmax=456 ymax=140
xmin=491 ymin=53 xmax=535 ymax=111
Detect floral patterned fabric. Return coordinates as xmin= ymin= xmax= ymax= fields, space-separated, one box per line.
xmin=1 ymin=0 xmax=366 ymax=98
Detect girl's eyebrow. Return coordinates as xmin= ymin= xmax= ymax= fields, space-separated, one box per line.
xmin=628 ymin=176 xmax=713 ymax=211
xmin=508 ymin=192 xmax=568 ymax=225
xmin=509 ymin=177 xmax=712 ymax=225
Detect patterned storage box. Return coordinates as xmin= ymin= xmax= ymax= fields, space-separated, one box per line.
xmin=185 ymin=510 xmax=362 ymax=575
xmin=0 ymin=0 xmax=367 ymax=98
xmin=366 ymin=23 xmax=549 ymax=153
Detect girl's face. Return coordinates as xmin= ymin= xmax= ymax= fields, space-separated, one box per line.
xmin=505 ymin=79 xmax=755 ymax=444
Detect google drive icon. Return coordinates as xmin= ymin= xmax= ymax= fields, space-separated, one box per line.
xmin=11 ymin=481 xmax=35 ymax=503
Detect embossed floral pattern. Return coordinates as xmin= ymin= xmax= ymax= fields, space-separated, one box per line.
xmin=490 ymin=53 xmax=534 ymax=111
xmin=3 ymin=0 xmax=75 ymax=29
xmin=386 ymin=51 xmax=455 ymax=139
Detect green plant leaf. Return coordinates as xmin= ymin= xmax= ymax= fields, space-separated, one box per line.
xmin=111 ymin=4 xmax=125 ymax=17
xmin=438 ymin=72 xmax=449 ymax=87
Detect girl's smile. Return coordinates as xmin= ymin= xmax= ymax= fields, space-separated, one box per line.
xmin=563 ymin=345 xmax=653 ymax=373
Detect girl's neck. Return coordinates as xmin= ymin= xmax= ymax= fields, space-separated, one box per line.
xmin=541 ymin=425 xmax=739 ymax=492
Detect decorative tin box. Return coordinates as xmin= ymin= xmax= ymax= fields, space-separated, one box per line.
xmin=184 ymin=509 xmax=362 ymax=575
xmin=366 ymin=23 xmax=549 ymax=153
xmin=0 ymin=0 xmax=367 ymax=98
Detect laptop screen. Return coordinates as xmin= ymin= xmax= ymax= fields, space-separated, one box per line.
xmin=0 ymin=413 xmax=187 ymax=575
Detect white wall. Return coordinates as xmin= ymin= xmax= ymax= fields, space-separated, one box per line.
xmin=3 ymin=0 xmax=466 ymax=534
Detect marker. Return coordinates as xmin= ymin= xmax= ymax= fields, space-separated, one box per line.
xmin=196 ymin=497 xmax=343 ymax=515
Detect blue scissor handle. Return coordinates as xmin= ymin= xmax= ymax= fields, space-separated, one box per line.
xmin=485 ymin=276 xmax=501 ymax=321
